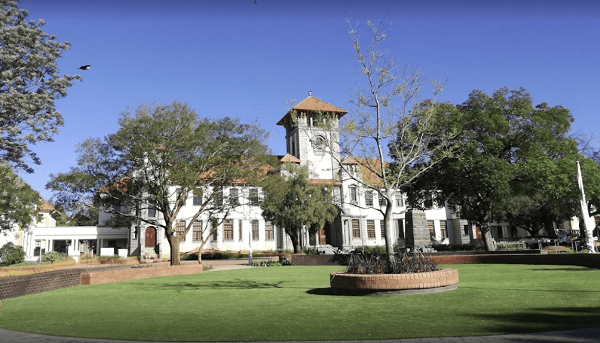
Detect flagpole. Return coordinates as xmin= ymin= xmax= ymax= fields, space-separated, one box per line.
xmin=577 ymin=161 xmax=596 ymax=253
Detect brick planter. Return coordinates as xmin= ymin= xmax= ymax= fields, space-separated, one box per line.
xmin=330 ymin=269 xmax=459 ymax=295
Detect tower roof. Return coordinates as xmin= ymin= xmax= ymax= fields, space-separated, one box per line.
xmin=277 ymin=95 xmax=347 ymax=125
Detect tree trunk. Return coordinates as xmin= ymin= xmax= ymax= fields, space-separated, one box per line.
xmin=383 ymin=200 xmax=395 ymax=272
xmin=167 ymin=235 xmax=182 ymax=265
xmin=289 ymin=230 xmax=300 ymax=254
xmin=543 ymin=217 xmax=557 ymax=239
xmin=197 ymin=241 xmax=207 ymax=264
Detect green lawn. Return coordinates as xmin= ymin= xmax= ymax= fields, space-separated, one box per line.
xmin=1 ymin=264 xmax=599 ymax=341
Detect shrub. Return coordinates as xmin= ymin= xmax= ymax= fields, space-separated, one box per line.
xmin=341 ymin=250 xmax=439 ymax=274
xmin=181 ymin=253 xmax=198 ymax=260
xmin=251 ymin=260 xmax=282 ymax=267
xmin=302 ymin=247 xmax=321 ymax=255
xmin=0 ymin=242 xmax=26 ymax=266
xmin=98 ymin=255 xmax=126 ymax=264
xmin=41 ymin=251 xmax=69 ymax=263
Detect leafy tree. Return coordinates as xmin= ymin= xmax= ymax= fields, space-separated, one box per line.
xmin=408 ymin=87 xmax=579 ymax=250
xmin=311 ymin=20 xmax=461 ymax=269
xmin=0 ymin=162 xmax=40 ymax=234
xmin=47 ymin=102 xmax=270 ymax=265
xmin=0 ymin=0 xmax=80 ymax=173
xmin=260 ymin=164 xmax=339 ymax=253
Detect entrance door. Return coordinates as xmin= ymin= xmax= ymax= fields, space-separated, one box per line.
xmin=145 ymin=227 xmax=156 ymax=247
xmin=319 ymin=223 xmax=331 ymax=245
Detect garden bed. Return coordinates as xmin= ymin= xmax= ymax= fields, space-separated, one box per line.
xmin=330 ymin=269 xmax=459 ymax=295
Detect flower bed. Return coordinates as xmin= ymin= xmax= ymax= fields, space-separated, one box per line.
xmin=330 ymin=269 xmax=459 ymax=295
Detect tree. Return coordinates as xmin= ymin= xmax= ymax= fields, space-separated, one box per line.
xmin=313 ymin=20 xmax=461 ymax=269
xmin=260 ymin=164 xmax=339 ymax=253
xmin=0 ymin=0 xmax=80 ymax=173
xmin=0 ymin=162 xmax=40 ymax=234
xmin=408 ymin=87 xmax=579 ymax=251
xmin=47 ymin=101 xmax=270 ymax=265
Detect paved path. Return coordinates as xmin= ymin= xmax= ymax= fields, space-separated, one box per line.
xmin=1 ymin=327 xmax=599 ymax=343
xmin=1 ymin=261 xmax=599 ymax=343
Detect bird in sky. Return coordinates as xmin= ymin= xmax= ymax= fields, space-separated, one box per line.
xmin=78 ymin=65 xmax=91 ymax=70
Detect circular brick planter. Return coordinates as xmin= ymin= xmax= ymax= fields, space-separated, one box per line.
xmin=330 ymin=268 xmax=459 ymax=295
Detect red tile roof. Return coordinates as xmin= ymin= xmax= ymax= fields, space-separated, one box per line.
xmin=277 ymin=95 xmax=347 ymax=125
xmin=278 ymin=154 xmax=301 ymax=164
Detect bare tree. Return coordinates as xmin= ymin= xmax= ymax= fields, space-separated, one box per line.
xmin=295 ymin=20 xmax=461 ymax=270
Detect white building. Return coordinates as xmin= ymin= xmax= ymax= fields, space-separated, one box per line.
xmin=119 ymin=95 xmax=464 ymax=260
xmin=10 ymin=95 xmax=574 ymax=262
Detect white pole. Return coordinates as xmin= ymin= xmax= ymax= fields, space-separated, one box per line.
xmin=577 ymin=161 xmax=596 ymax=253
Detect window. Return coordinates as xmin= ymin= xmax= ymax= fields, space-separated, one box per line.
xmin=493 ymin=225 xmax=503 ymax=239
xmin=395 ymin=194 xmax=404 ymax=207
xmin=350 ymin=185 xmax=358 ymax=204
xmin=147 ymin=207 xmax=156 ymax=218
xmin=427 ymin=220 xmax=435 ymax=239
xmin=365 ymin=191 xmax=374 ymax=207
xmin=215 ymin=191 xmax=223 ymax=206
xmin=397 ymin=219 xmax=405 ymax=239
xmin=352 ymin=219 xmax=360 ymax=238
xmin=229 ymin=188 xmax=239 ymax=206
xmin=265 ymin=221 xmax=274 ymax=240
xmin=440 ymin=221 xmax=448 ymax=238
xmin=249 ymin=188 xmax=259 ymax=205
xmin=239 ymin=220 xmax=243 ymax=241
xmin=176 ymin=220 xmax=186 ymax=241
xmin=463 ymin=225 xmax=469 ymax=236
xmin=252 ymin=220 xmax=259 ymax=240
xmin=211 ymin=220 xmax=218 ymax=241
xmin=379 ymin=195 xmax=387 ymax=207
xmin=193 ymin=220 xmax=202 ymax=241
xmin=193 ymin=191 xmax=202 ymax=206
xmin=380 ymin=220 xmax=386 ymax=238
xmin=224 ymin=219 xmax=233 ymax=240
xmin=313 ymin=136 xmax=325 ymax=155
xmin=367 ymin=220 xmax=375 ymax=239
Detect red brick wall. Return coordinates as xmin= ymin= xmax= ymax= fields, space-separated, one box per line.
xmin=330 ymin=269 xmax=459 ymax=290
xmin=80 ymin=264 xmax=204 ymax=285
xmin=0 ymin=265 xmax=131 ymax=300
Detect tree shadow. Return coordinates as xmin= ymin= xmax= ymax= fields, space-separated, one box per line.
xmin=460 ymin=286 xmax=600 ymax=294
xmin=470 ymin=306 xmax=600 ymax=334
xmin=527 ymin=267 xmax=599 ymax=272
xmin=306 ymin=288 xmax=377 ymax=296
xmin=154 ymin=278 xmax=285 ymax=292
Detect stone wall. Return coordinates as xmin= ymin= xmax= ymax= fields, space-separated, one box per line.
xmin=405 ymin=210 xmax=429 ymax=250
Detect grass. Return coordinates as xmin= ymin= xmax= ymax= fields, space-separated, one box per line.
xmin=1 ymin=264 xmax=600 ymax=341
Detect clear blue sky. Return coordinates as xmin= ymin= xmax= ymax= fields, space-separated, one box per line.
xmin=15 ymin=0 xmax=600 ymax=201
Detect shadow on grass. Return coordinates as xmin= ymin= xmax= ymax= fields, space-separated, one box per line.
xmin=306 ymin=288 xmax=376 ymax=296
xmin=471 ymin=307 xmax=600 ymax=334
xmin=460 ymin=286 xmax=600 ymax=293
xmin=156 ymin=278 xmax=285 ymax=291
xmin=527 ymin=267 xmax=598 ymax=272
